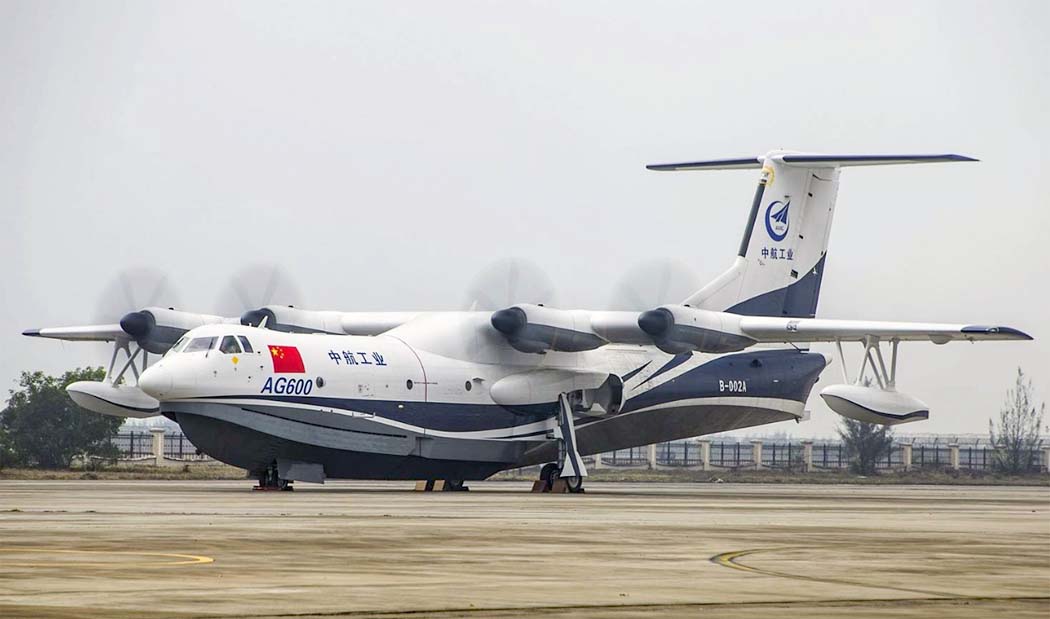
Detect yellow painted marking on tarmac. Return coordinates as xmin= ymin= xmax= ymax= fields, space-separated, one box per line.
xmin=710 ymin=547 xmax=963 ymax=599
xmin=0 ymin=548 xmax=214 ymax=568
xmin=712 ymin=547 xmax=768 ymax=573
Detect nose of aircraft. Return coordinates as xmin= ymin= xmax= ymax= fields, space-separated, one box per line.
xmin=138 ymin=364 xmax=173 ymax=399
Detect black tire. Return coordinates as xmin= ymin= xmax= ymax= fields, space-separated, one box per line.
xmin=539 ymin=463 xmax=560 ymax=490
xmin=565 ymin=475 xmax=584 ymax=493
xmin=444 ymin=479 xmax=465 ymax=492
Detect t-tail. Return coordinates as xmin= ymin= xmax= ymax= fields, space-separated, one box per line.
xmin=648 ymin=152 xmax=977 ymax=318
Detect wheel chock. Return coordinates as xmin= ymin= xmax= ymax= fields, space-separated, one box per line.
xmin=414 ymin=480 xmax=446 ymax=492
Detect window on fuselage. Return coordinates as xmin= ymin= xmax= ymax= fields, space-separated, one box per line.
xmin=219 ymin=335 xmax=242 ymax=354
xmin=183 ymin=337 xmax=217 ymax=353
xmin=237 ymin=335 xmax=254 ymax=353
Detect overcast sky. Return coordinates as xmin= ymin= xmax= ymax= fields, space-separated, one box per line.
xmin=2 ymin=0 xmax=1046 ymax=437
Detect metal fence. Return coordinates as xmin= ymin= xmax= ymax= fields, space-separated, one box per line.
xmin=108 ymin=431 xmax=207 ymax=460
xmin=601 ymin=439 xmax=1046 ymax=471
xmin=164 ymin=432 xmax=200 ymax=459
xmin=110 ymin=431 xmax=1045 ymax=471
xmin=108 ymin=431 xmax=156 ymax=459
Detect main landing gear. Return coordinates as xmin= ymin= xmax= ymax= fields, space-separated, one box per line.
xmin=254 ymin=461 xmax=293 ymax=491
xmin=536 ymin=393 xmax=588 ymax=493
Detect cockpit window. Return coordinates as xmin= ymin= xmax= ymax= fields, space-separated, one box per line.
xmin=219 ymin=335 xmax=242 ymax=354
xmin=166 ymin=336 xmax=189 ymax=357
xmin=183 ymin=337 xmax=217 ymax=353
xmin=237 ymin=335 xmax=254 ymax=353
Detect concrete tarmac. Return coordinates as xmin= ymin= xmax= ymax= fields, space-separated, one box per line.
xmin=0 ymin=480 xmax=1047 ymax=618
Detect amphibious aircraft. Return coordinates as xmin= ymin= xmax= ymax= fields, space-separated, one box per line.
xmin=24 ymin=151 xmax=1032 ymax=491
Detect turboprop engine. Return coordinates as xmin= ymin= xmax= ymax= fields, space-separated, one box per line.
xmin=636 ymin=305 xmax=757 ymax=355
xmin=490 ymin=304 xmax=607 ymax=354
xmin=119 ymin=307 xmax=227 ymax=354
xmin=820 ymin=385 xmax=929 ymax=425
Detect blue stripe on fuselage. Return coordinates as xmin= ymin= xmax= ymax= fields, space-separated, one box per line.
xmin=620 ymin=349 xmax=826 ymax=413
xmin=184 ymin=350 xmax=825 ymax=432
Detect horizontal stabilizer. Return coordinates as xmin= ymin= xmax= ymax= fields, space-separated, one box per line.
xmin=738 ymin=317 xmax=1031 ymax=344
xmin=778 ymin=153 xmax=977 ymax=167
xmin=647 ymin=152 xmax=976 ymax=171
xmin=647 ymin=157 xmax=762 ymax=171
xmin=23 ymin=324 xmax=127 ymax=342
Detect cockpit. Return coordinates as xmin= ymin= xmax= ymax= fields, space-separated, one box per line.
xmin=166 ymin=334 xmax=255 ymax=356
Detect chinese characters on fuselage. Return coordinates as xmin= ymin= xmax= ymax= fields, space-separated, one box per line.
xmin=327 ymin=350 xmax=387 ymax=367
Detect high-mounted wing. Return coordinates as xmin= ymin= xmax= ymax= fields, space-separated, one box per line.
xmin=24 ymin=308 xmax=228 ymax=353
xmin=23 ymin=324 xmax=127 ymax=342
xmin=240 ymin=306 xmax=419 ymax=335
xmin=737 ymin=317 xmax=1032 ymax=345
xmin=480 ymin=304 xmax=1033 ymax=354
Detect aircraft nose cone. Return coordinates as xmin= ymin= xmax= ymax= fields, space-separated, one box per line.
xmin=138 ymin=365 xmax=173 ymax=399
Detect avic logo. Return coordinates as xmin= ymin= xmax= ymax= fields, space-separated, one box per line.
xmin=765 ymin=200 xmax=790 ymax=242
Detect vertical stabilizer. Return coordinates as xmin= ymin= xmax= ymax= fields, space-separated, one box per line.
xmin=647 ymin=152 xmax=975 ymax=318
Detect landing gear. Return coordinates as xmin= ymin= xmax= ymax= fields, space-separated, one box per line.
xmin=540 ymin=463 xmax=559 ymax=490
xmin=415 ymin=479 xmax=470 ymax=491
xmin=537 ymin=462 xmax=585 ymax=493
xmin=554 ymin=392 xmax=587 ymax=492
xmin=443 ymin=479 xmax=469 ymax=492
xmin=254 ymin=461 xmax=293 ymax=491
xmin=538 ymin=394 xmax=588 ymax=495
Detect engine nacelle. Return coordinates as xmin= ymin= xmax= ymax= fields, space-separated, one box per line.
xmin=490 ymin=304 xmax=607 ymax=354
xmin=820 ymin=384 xmax=929 ymax=426
xmin=120 ymin=307 xmax=227 ymax=354
xmin=241 ymin=306 xmax=346 ymax=334
xmin=242 ymin=306 xmax=418 ymax=335
xmin=490 ymin=369 xmax=624 ymax=416
xmin=636 ymin=305 xmax=756 ymax=355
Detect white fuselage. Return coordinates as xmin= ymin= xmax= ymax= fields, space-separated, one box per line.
xmin=137 ymin=315 xmax=825 ymax=480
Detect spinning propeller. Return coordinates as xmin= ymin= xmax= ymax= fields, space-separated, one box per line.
xmin=216 ymin=264 xmax=303 ymax=327
xmin=94 ymin=268 xmax=186 ymax=354
xmin=464 ymin=258 xmax=558 ymax=311
xmin=608 ymin=259 xmax=702 ymax=311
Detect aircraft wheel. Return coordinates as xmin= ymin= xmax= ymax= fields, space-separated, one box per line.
xmin=565 ymin=475 xmax=584 ymax=493
xmin=444 ymin=479 xmax=466 ymax=492
xmin=540 ymin=463 xmax=559 ymax=490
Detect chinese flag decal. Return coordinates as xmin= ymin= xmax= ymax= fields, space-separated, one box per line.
xmin=268 ymin=345 xmax=306 ymax=374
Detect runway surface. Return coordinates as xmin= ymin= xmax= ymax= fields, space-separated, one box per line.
xmin=0 ymin=480 xmax=1047 ymax=618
